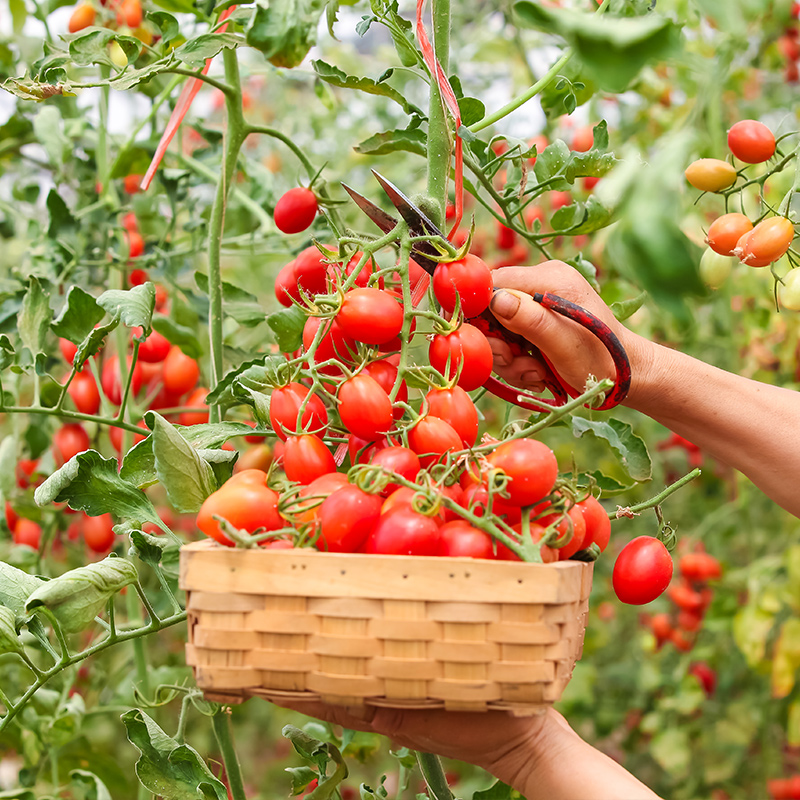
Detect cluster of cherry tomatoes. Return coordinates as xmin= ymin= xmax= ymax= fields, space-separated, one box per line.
xmin=687 ymin=119 xmax=800 ymax=306
xmin=68 ymin=0 xmax=143 ymax=34
xmin=646 ymin=548 xmax=722 ymax=652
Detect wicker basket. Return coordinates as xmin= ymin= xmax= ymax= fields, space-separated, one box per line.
xmin=180 ymin=540 xmax=593 ymax=715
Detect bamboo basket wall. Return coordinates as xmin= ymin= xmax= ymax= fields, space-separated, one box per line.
xmin=180 ymin=540 xmax=593 ymax=715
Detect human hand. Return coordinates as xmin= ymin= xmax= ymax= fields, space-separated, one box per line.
xmin=488 ymin=261 xmax=653 ymax=405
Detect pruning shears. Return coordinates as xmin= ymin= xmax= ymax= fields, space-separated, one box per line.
xmin=341 ymin=171 xmax=631 ymax=411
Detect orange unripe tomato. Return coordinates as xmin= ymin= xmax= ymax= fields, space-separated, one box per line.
xmin=120 ymin=0 xmax=142 ymax=28
xmin=727 ymin=119 xmax=776 ymax=164
xmin=735 ymin=216 xmax=795 ymax=267
xmin=684 ymin=159 xmax=737 ymax=192
xmin=68 ymin=2 xmax=96 ymax=32
xmin=706 ymin=213 xmax=753 ymax=256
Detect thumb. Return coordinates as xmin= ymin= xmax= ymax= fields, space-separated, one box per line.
xmin=489 ymin=289 xmax=561 ymax=348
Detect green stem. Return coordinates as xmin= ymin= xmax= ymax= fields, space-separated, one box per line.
xmin=126 ymin=586 xmax=151 ymax=698
xmin=212 ymin=709 xmax=247 ymax=800
xmin=611 ymin=469 xmax=701 ymax=519
xmin=207 ymin=49 xmax=247 ymax=422
xmin=0 ymin=405 xmax=144 ymax=434
xmin=175 ymin=693 xmax=192 ymax=744
xmin=416 ymin=752 xmax=453 ymax=800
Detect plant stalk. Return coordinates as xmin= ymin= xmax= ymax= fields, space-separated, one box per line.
xmin=416 ymin=752 xmax=453 ymax=800
xmin=212 ymin=709 xmax=247 ymax=800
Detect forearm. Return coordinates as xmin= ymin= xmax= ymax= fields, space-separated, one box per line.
xmin=626 ymin=335 xmax=800 ymax=518
xmin=487 ymin=710 xmax=662 ymax=800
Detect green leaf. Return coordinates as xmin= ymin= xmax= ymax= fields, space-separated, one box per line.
xmin=34 ymin=450 xmax=166 ymax=531
xmin=70 ymin=769 xmax=113 ymax=800
xmin=173 ymin=32 xmax=244 ymax=69
xmin=152 ymin=316 xmax=202 ymax=360
xmin=74 ymin=318 xmax=119 ymax=366
xmin=194 ymin=272 xmax=265 ymax=327
xmin=121 ymin=420 xmax=252 ymax=489
xmin=19 ymin=277 xmax=51 ymax=360
xmin=550 ymin=196 xmax=614 ymax=235
xmin=610 ymin=292 xmax=646 ymax=322
xmin=9 ymin=0 xmax=27 ymax=33
xmin=0 ymin=334 xmax=14 ymax=370
xmin=51 ymin=287 xmax=105 ymax=344
xmin=473 ymin=781 xmax=515 ymax=800
xmin=650 ymin=728 xmax=690 ymax=779
xmin=312 ymin=60 xmax=424 ymax=117
xmin=287 ymin=766 xmax=318 ymax=796
xmin=151 ymin=0 xmax=198 ymax=14
xmin=513 ymin=2 xmax=683 ymax=93
xmin=566 ymin=255 xmax=598 ymax=291
xmin=146 ymin=11 xmax=180 ymax=44
xmin=122 ymin=709 xmax=228 ymax=800
xmin=129 ymin=529 xmax=174 ymax=568
xmin=457 ymin=96 xmax=485 ymax=127
xmin=562 ymin=470 xmax=634 ymax=496
xmin=66 ymin=29 xmax=142 ymax=68
xmin=97 ymin=283 xmax=155 ymax=331
xmin=539 ymin=59 xmax=596 ymax=119
xmin=571 ymin=418 xmax=651 ymax=483
xmin=0 ymin=562 xmax=44 ymax=617
xmin=267 ymin=305 xmax=307 ymax=353
xmin=150 ymin=413 xmax=216 ymax=514
xmin=26 ymin=557 xmax=138 ymax=633
xmin=247 ymin=0 xmax=327 ymax=68
xmin=34 ymin=107 xmax=69 ymax=169
xmin=772 ymin=619 xmax=800 ymax=698
xmin=0 ymin=606 xmax=24 ymax=655
xmin=354 ymin=126 xmax=427 ymax=157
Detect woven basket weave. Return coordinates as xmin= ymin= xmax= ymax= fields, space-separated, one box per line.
xmin=180 ymin=540 xmax=593 ymax=715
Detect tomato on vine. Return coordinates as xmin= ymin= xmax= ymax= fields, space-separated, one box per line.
xmin=283 ymin=434 xmax=336 ymax=484
xmin=487 ymin=438 xmax=558 ymax=506
xmin=432 ymin=253 xmax=493 ymax=318
xmin=53 ymin=423 xmax=91 ymax=465
xmin=336 ymin=288 xmax=404 ymax=345
xmin=370 ymin=446 xmax=421 ymax=494
xmin=408 ymin=415 xmax=462 ymax=467
xmin=428 ymin=323 xmax=493 ymax=391
xmin=269 ymin=382 xmax=328 ymax=440
xmin=82 ymin=513 xmax=116 ymax=553
xmin=68 ymin=371 xmax=101 ymax=415
xmin=338 ymin=374 xmax=393 ymax=440
xmin=706 ymin=213 xmax=753 ymax=256
xmin=365 ymin=506 xmax=440 ymax=556
xmin=438 ymin=521 xmax=495 ymax=559
xmin=274 ymin=188 xmax=319 ymax=234
xmin=727 ymin=119 xmax=776 ymax=163
xmin=179 ymin=388 xmax=210 ymax=426
xmin=13 ymin=518 xmax=41 ymax=550
xmin=425 ymin=386 xmax=478 ymax=448
xmin=735 ymin=216 xmax=795 ymax=267
xmin=684 ymin=159 xmax=738 ymax=192
xmin=612 ymin=537 xmax=673 ymax=605
xmin=162 ymin=347 xmax=200 ymax=395
xmin=317 ymin=484 xmax=383 ymax=552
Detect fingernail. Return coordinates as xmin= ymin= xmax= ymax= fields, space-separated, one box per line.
xmin=521 ymin=370 xmax=542 ymax=385
xmin=490 ymin=290 xmax=520 ymax=319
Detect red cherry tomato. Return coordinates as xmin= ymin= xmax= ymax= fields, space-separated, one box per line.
xmin=425 ymin=386 xmax=478 ymax=448
xmin=283 ymin=435 xmax=336 ymax=484
xmin=274 ymin=187 xmax=319 ymax=234
xmin=162 ymin=346 xmax=200 ymax=395
xmin=179 ymin=387 xmax=209 ymax=426
xmin=5 ymin=501 xmax=18 ymax=532
xmin=612 ymin=537 xmax=673 ymax=605
xmin=363 ymin=360 xmax=407 ymax=417
xmin=197 ymin=469 xmax=284 ymax=546
xmin=706 ymin=213 xmax=753 ymax=257
xmin=487 ymin=438 xmax=558 ymax=507
xmin=293 ymin=245 xmax=331 ymax=296
xmin=429 ymin=323 xmax=493 ymax=391
xmin=576 ymin=495 xmax=611 ymax=552
xmin=129 ymin=270 xmax=148 ymax=289
xmin=302 ymin=316 xmax=356 ymax=368
xmin=438 ymin=521 xmax=495 ymax=559
xmin=269 ymin=383 xmax=328 ymax=440
xmin=53 ymin=423 xmax=91 ymax=465
xmin=735 ymin=216 xmax=795 ymax=267
xmin=275 ymin=261 xmax=299 ymax=307
xmin=68 ymin=2 xmax=96 ymax=32
xmin=408 ymin=416 xmax=462 ymax=468
xmin=366 ymin=507 xmax=440 ymax=556
xmin=294 ymin=472 xmax=349 ymax=529
xmin=137 ymin=328 xmax=171 ymax=363
xmin=535 ymin=502 xmax=586 ymax=560
xmin=83 ymin=513 xmax=116 ymax=553
xmin=432 ymin=254 xmax=493 ymax=318
xmin=60 ymin=338 xmax=79 ymax=365
xmin=68 ymin=371 xmax=101 ymax=415
xmin=571 ymin=125 xmax=594 ymax=152
xmin=121 ymin=0 xmax=142 ymax=27
xmin=14 ymin=519 xmax=41 ymax=550
xmin=101 ymin=355 xmax=143 ymax=405
xmin=126 ymin=230 xmax=145 ymax=259
xmin=123 ymin=174 xmax=142 ymax=195
xmin=727 ymin=119 xmax=776 ymax=163
xmin=679 ymin=551 xmax=722 ymax=582
xmin=667 ymin=580 xmax=705 ymax=611
xmin=495 ymin=221 xmax=516 ymax=251
xmin=337 ymin=288 xmax=404 ymax=345
xmin=338 ymin=374 xmax=393 ymax=440
xmin=370 ymin=447 xmax=421 ymax=495
xmin=318 ymin=485 xmax=383 ymax=552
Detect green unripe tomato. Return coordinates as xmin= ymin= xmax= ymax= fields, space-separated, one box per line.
xmin=699 ymin=247 xmax=733 ymax=288
xmin=780 ymin=269 xmax=800 ymax=311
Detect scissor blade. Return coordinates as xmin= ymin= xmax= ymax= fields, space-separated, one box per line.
xmin=371 ymin=170 xmax=445 ymax=238
xmin=341 ymin=183 xmax=399 ymax=234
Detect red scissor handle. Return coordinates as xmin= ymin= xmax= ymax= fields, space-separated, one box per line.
xmin=481 ymin=291 xmax=631 ymax=411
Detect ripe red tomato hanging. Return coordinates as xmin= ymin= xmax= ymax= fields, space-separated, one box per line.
xmin=727 ymin=119 xmax=776 ymax=163
xmin=68 ymin=371 xmax=101 ymax=415
xmin=408 ymin=416 xmax=462 ymax=467
xmin=283 ymin=434 xmax=336 ymax=484
xmin=487 ymin=438 xmax=558 ymax=506
xmin=428 ymin=323 xmax=493 ymax=391
xmin=162 ymin=347 xmax=200 ymax=395
xmin=336 ymin=288 xmax=404 ymax=345
xmin=338 ymin=374 xmax=393 ymax=440
xmin=317 ymin=484 xmax=383 ymax=552
xmin=274 ymin=187 xmax=319 ymax=234
xmin=425 ymin=386 xmax=478 ymax=447
xmin=432 ymin=254 xmax=493 ymax=318
xmin=612 ymin=537 xmax=673 ymax=605
xmin=269 ymin=382 xmax=328 ymax=440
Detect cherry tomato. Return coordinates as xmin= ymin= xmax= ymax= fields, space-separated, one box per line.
xmin=14 ymin=519 xmax=41 ymax=550
xmin=735 ymin=216 xmax=795 ymax=267
xmin=366 ymin=507 xmax=440 ymax=556
xmin=370 ymin=447 xmax=421 ymax=495
xmin=126 ymin=229 xmax=145 ymax=259
xmin=68 ymin=371 xmax=101 ymax=415
xmin=318 ymin=485 xmax=383 ymax=552
xmin=438 ymin=521 xmax=495 ymax=559
xmin=16 ymin=459 xmax=40 ymax=489
xmin=337 ymin=288 xmax=404 ymax=345
xmin=137 ymin=328 xmax=171 ymax=363
xmin=576 ymin=495 xmax=611 ymax=552
xmin=487 ymin=438 xmax=558 ymax=507
xmin=101 ymin=355 xmax=143 ymax=405
xmin=235 ymin=444 xmax=273 ymax=473
xmin=60 ymin=338 xmax=80 ymax=365
xmin=670 ymin=628 xmax=694 ymax=652
xmin=53 ymin=423 xmax=91 ymax=465
xmin=197 ymin=469 xmax=284 ymax=547
xmin=706 ymin=213 xmax=753 ymax=256
xmin=535 ymin=503 xmax=586 ymax=560
xmin=68 ymin=2 xmax=95 ymax=32
xmin=122 ymin=212 xmax=139 ymax=232
xmin=408 ymin=416 xmax=462 ymax=468
xmin=293 ymin=245 xmax=331 ymax=296
xmin=432 ymin=254 xmax=493 ymax=318
xmin=123 ymin=173 xmax=142 ymax=195
xmin=275 ymin=261 xmax=299 ymax=307
xmin=426 ymin=386 xmax=478 ymax=448
xmin=83 ymin=513 xmax=116 ymax=553
xmin=294 ymin=472 xmax=349 ymax=528
xmin=338 ymin=374 xmax=393 ymax=440
xmin=162 ymin=346 xmax=200 ymax=395
xmin=727 ymin=119 xmax=776 ymax=163
xmin=679 ymin=551 xmax=722 ymax=582
xmin=667 ymin=581 xmax=705 ymax=611
xmin=302 ymin=316 xmax=356 ymax=368
xmin=274 ymin=188 xmax=319 ymax=234
xmin=179 ymin=387 xmax=209 ymax=426
xmin=684 ymin=159 xmax=737 ymax=192
xmin=269 ymin=382 xmax=328 ymax=440
xmin=428 ymin=323 xmax=493 ymax=391
xmin=5 ymin=501 xmax=18 ymax=532
xmin=120 ymin=0 xmax=142 ymax=27
xmin=612 ymin=537 xmax=673 ymax=605
xmin=363 ymin=360 xmax=407 ymax=417
xmin=496 ymin=221 xmax=516 ymax=251
xmin=283 ymin=434 xmax=336 ymax=484
xmin=650 ymin=613 xmax=672 ymax=645
xmin=571 ymin=125 xmax=594 ymax=152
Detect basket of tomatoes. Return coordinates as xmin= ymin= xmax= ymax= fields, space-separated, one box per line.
xmin=179 ymin=209 xmax=621 ymax=714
